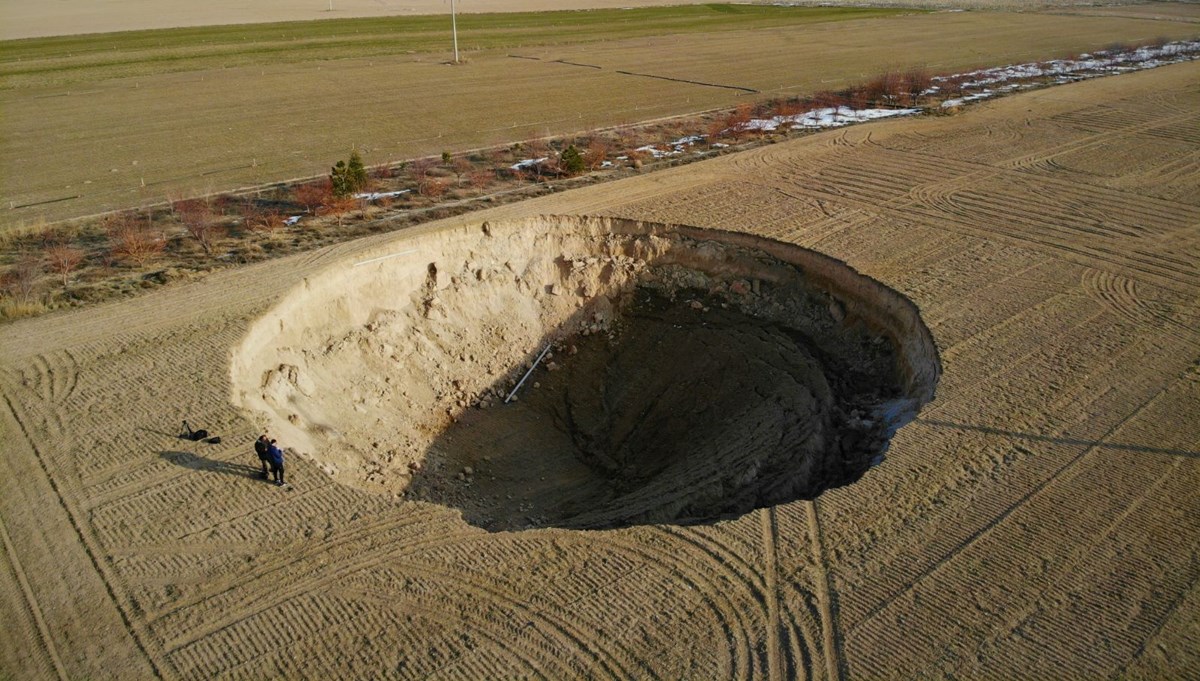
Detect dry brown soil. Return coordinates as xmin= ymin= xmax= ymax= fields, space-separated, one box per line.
xmin=5 ymin=7 xmax=1200 ymax=226
xmin=2 ymin=61 xmax=1199 ymax=679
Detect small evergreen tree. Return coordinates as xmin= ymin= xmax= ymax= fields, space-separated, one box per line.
xmin=560 ymin=145 xmax=585 ymax=175
xmin=331 ymin=160 xmax=352 ymax=197
xmin=347 ymin=150 xmax=368 ymax=189
xmin=330 ymin=151 xmax=369 ymax=197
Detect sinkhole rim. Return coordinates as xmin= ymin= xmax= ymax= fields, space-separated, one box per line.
xmin=231 ymin=215 xmax=942 ymax=529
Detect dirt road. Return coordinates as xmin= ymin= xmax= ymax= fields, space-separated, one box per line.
xmin=1 ymin=60 xmax=1197 ymax=679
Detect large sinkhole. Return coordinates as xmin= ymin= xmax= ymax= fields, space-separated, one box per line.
xmin=232 ymin=216 xmax=941 ymax=531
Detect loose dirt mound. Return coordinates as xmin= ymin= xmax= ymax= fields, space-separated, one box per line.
xmin=233 ymin=216 xmax=940 ymax=529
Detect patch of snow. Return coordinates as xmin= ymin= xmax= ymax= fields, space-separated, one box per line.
xmin=511 ymin=157 xmax=548 ymax=170
xmin=635 ymin=144 xmax=680 ymax=159
xmin=745 ymin=106 xmax=919 ymax=131
xmin=354 ymin=189 xmax=410 ymax=201
xmin=933 ymin=39 xmax=1200 ymax=97
xmin=671 ymin=134 xmax=705 ymax=149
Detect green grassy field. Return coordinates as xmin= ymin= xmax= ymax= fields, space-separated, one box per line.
xmin=0 ymin=5 xmax=912 ymax=89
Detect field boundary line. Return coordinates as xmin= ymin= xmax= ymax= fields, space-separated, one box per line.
xmin=1 ymin=390 xmax=170 ymax=680
xmin=612 ymin=69 xmax=759 ymax=93
xmin=761 ymin=506 xmax=784 ymax=681
xmin=0 ymin=508 xmax=68 ymax=681
xmin=806 ymin=500 xmax=844 ymax=681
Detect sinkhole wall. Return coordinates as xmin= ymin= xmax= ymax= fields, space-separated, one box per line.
xmin=230 ymin=215 xmax=942 ymax=518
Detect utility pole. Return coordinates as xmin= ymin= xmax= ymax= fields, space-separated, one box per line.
xmin=451 ymin=0 xmax=460 ymax=63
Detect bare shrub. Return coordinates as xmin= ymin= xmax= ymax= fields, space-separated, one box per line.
xmin=524 ymin=138 xmax=549 ymax=159
xmin=775 ymin=98 xmax=808 ymax=118
xmin=936 ymin=73 xmax=968 ymax=98
xmin=356 ymin=194 xmax=373 ymax=220
xmin=211 ymin=193 xmax=238 ymax=216
xmin=540 ymin=154 xmax=563 ymax=179
xmin=319 ymin=196 xmax=357 ymax=227
xmin=521 ymin=139 xmax=551 ymax=180
xmin=294 ymin=180 xmax=333 ymax=215
xmin=625 ymin=149 xmax=649 ymax=168
xmin=175 ymin=199 xmax=223 ymax=255
xmin=451 ymin=157 xmax=474 ymax=185
xmin=488 ymin=148 xmax=512 ymax=168
xmin=418 ymin=176 xmax=450 ymax=199
xmin=239 ymin=199 xmax=264 ymax=230
xmin=812 ymin=90 xmax=848 ymax=110
xmin=260 ymin=210 xmax=286 ymax=233
xmin=242 ymin=202 xmax=285 ymax=234
xmin=410 ymin=157 xmax=437 ymax=182
xmin=467 ymin=169 xmax=494 ymax=195
xmin=584 ymin=137 xmax=610 ymax=170
xmin=106 ymin=213 xmax=164 ymax=267
xmin=725 ymin=103 xmax=754 ymax=141
xmin=614 ymin=127 xmax=640 ymax=153
xmin=1 ymin=253 xmax=42 ymax=303
xmin=901 ymin=67 xmax=932 ymax=106
xmin=706 ymin=117 xmax=729 ymax=143
xmin=847 ymin=84 xmax=870 ymax=110
xmin=864 ymin=71 xmax=903 ymax=106
xmin=45 ymin=243 xmax=86 ymax=286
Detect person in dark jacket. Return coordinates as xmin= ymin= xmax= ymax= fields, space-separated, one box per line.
xmin=253 ymin=435 xmax=270 ymax=480
xmin=267 ymin=439 xmax=285 ymax=486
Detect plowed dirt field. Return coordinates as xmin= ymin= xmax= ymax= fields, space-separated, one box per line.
xmin=2 ymin=60 xmax=1198 ymax=679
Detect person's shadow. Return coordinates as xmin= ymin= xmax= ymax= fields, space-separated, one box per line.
xmin=160 ymin=450 xmax=268 ymax=481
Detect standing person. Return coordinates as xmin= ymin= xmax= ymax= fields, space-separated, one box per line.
xmin=253 ymin=434 xmax=270 ymax=480
xmin=267 ymin=439 xmax=286 ymax=487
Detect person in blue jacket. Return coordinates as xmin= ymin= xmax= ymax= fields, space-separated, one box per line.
xmin=267 ymin=439 xmax=285 ymax=486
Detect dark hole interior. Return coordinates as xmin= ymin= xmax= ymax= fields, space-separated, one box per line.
xmin=405 ymin=284 xmax=905 ymax=531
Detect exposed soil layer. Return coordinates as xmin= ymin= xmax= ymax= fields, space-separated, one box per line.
xmin=233 ymin=216 xmax=940 ymax=530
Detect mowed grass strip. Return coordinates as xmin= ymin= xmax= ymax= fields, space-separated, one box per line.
xmin=0 ymin=5 xmax=912 ymax=89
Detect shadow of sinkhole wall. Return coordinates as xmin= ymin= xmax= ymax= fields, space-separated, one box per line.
xmin=231 ymin=215 xmax=941 ymax=531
